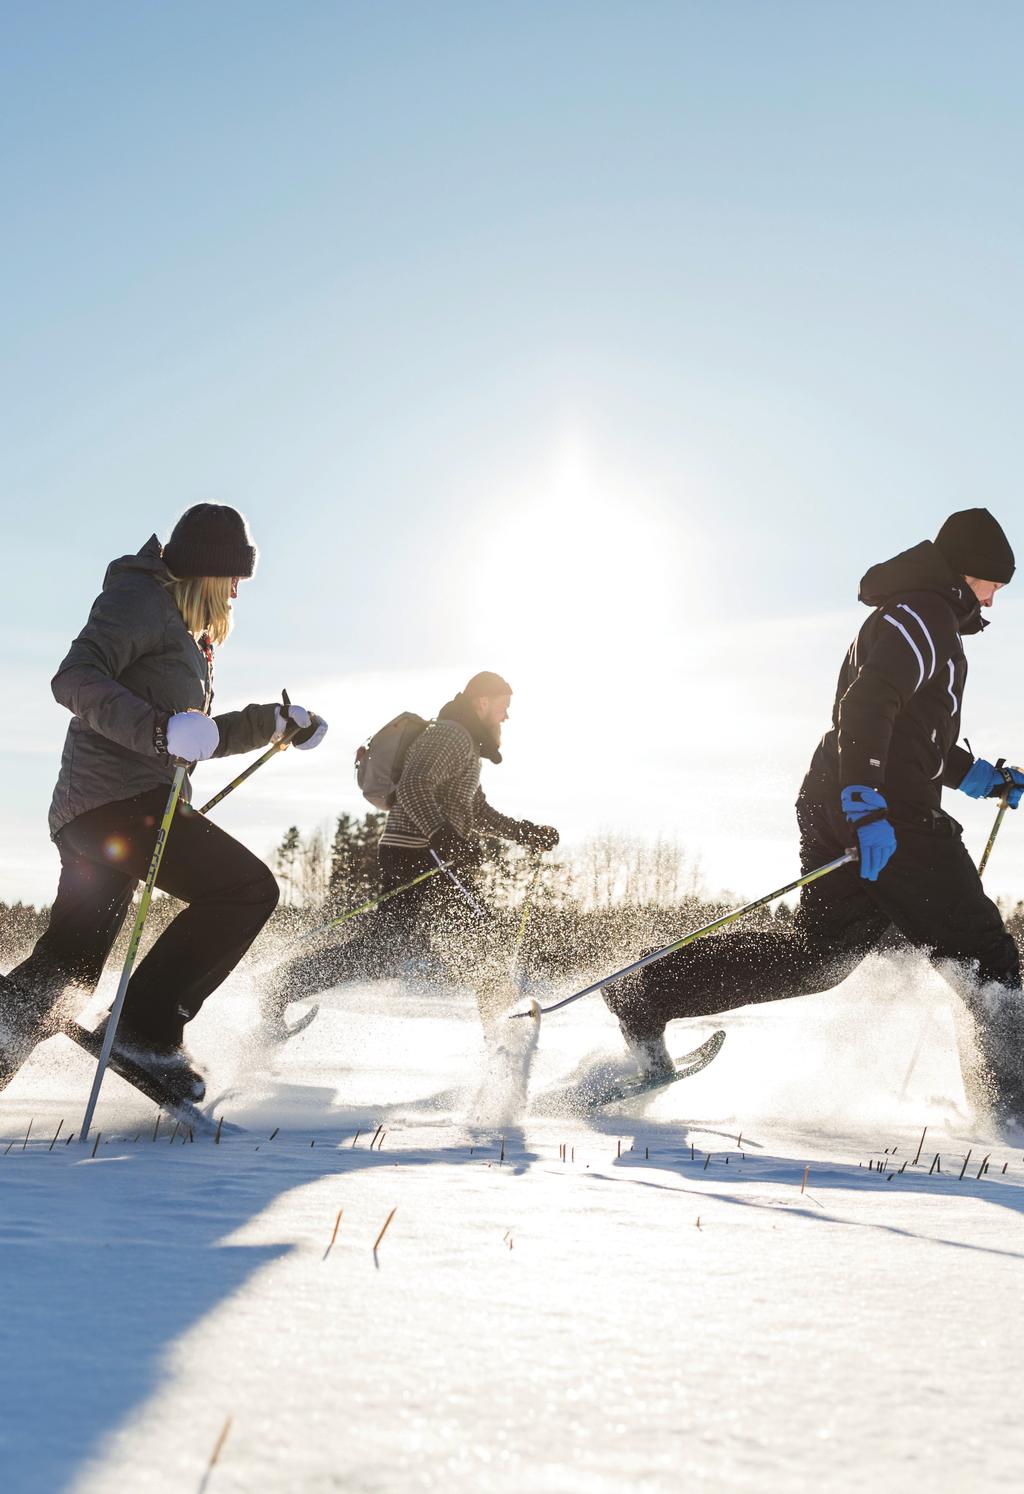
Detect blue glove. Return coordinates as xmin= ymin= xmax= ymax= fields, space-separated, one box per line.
xmin=958 ymin=757 xmax=1024 ymax=809
xmin=840 ymin=785 xmax=897 ymax=882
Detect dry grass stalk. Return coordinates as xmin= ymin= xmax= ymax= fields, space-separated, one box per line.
xmin=198 ymin=1414 xmax=233 ymax=1493
xmin=373 ymin=1207 xmax=397 ymax=1254
xmin=323 ymin=1208 xmax=344 ymax=1261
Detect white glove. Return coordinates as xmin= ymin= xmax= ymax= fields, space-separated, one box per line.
xmin=274 ymin=702 xmax=328 ymax=751
xmin=166 ymin=711 xmax=220 ymax=762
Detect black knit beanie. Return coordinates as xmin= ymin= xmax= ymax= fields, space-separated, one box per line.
xmin=463 ymin=670 xmax=513 ymax=699
xmin=934 ymin=508 xmax=1015 ymax=583
xmin=163 ymin=504 xmax=258 ymax=579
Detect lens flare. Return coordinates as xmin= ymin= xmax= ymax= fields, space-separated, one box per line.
xmin=103 ymin=836 xmax=129 ymax=863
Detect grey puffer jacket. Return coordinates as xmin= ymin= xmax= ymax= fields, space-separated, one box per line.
xmin=48 ymin=535 xmax=278 ymax=838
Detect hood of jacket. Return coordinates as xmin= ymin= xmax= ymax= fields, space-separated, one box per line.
xmin=858 ymin=540 xmax=985 ymax=635
xmin=101 ymin=534 xmax=172 ymax=591
xmin=437 ymin=693 xmax=503 ymax=764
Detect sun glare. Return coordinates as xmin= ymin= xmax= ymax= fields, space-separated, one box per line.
xmin=468 ymin=435 xmax=683 ymax=681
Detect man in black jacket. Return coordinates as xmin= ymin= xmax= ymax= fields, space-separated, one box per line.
xmin=606 ymin=509 xmax=1024 ymax=1126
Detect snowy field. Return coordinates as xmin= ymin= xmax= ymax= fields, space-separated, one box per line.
xmin=2 ymin=955 xmax=1023 ymax=1493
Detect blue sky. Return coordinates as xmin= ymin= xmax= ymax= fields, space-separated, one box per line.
xmin=3 ymin=2 xmax=1024 ymax=907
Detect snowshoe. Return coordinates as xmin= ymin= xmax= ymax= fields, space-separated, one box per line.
xmin=612 ymin=999 xmax=676 ymax=1082
xmin=95 ymin=1019 xmax=208 ymax=1104
xmin=597 ymin=1029 xmax=726 ymax=1105
xmin=67 ymin=1022 xmax=230 ymax=1136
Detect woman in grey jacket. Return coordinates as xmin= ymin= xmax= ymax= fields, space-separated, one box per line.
xmin=2 ymin=504 xmax=327 ymax=1101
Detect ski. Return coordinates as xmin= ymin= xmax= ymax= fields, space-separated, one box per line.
xmin=66 ymin=1022 xmax=234 ymax=1136
xmin=596 ymin=1029 xmax=726 ymax=1107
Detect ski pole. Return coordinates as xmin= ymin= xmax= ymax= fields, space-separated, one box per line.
xmin=978 ymin=792 xmax=1010 ymax=879
xmin=80 ymin=764 xmax=188 ymax=1142
xmin=291 ymin=864 xmax=445 ymax=945
xmin=510 ymin=851 xmax=856 ymax=1019
xmin=282 ymin=847 xmax=483 ymax=950
xmin=430 ymin=849 xmax=489 ymax=919
xmin=509 ymin=858 xmax=544 ymax=982
xmin=901 ymin=793 xmax=1010 ymax=1099
xmin=196 ymin=689 xmax=306 ymax=816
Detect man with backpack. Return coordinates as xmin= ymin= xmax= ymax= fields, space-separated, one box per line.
xmin=256 ymin=671 xmax=558 ymax=1036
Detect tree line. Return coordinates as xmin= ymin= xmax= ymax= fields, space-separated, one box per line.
xmin=8 ymin=813 xmax=1024 ymax=983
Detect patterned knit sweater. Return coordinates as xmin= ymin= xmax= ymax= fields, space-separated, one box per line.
xmin=380 ymin=719 xmax=521 ymax=850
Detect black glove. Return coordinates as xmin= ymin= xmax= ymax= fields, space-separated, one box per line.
xmin=429 ymin=825 xmax=482 ymax=866
xmin=516 ymin=821 xmax=559 ymax=852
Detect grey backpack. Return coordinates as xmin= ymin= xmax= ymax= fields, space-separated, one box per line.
xmin=354 ymin=712 xmax=429 ymax=810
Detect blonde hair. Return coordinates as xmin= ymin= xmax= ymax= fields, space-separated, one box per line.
xmin=165 ymin=574 xmax=235 ymax=645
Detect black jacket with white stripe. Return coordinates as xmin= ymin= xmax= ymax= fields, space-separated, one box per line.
xmin=807 ymin=541 xmax=985 ymax=819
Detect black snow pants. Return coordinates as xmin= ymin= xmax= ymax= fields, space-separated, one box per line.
xmin=605 ymin=780 xmax=1024 ymax=1113
xmin=261 ymin=843 xmax=506 ymax=1018
xmin=9 ymin=788 xmax=279 ymax=1046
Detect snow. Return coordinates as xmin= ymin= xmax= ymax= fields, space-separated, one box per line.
xmin=2 ymin=956 xmax=1024 ymax=1493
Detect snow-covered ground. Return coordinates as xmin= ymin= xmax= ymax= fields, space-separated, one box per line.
xmin=2 ymin=954 xmax=1023 ymax=1493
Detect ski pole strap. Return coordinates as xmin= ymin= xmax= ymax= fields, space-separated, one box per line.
xmin=80 ymin=764 xmax=188 ymax=1141
xmin=511 ymin=851 xmax=857 ymax=1019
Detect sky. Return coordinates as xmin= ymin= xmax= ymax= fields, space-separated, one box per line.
xmin=3 ymin=1 xmax=1024 ymax=908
